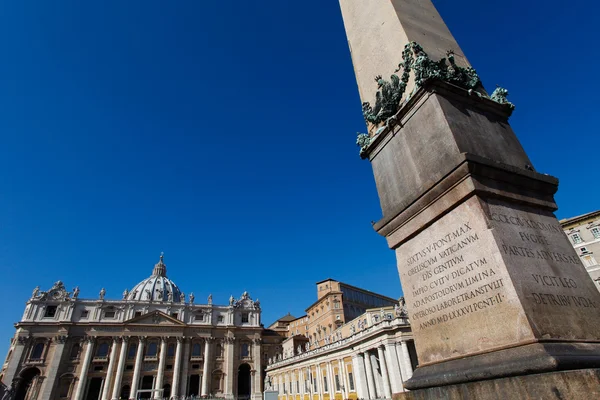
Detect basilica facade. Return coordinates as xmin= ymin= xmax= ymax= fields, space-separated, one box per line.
xmin=0 ymin=255 xmax=280 ymax=400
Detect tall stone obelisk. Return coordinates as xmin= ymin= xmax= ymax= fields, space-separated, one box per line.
xmin=339 ymin=0 xmax=600 ymax=397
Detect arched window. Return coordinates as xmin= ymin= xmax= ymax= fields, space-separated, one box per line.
xmin=120 ymin=385 xmax=131 ymax=400
xmin=96 ymin=343 xmax=109 ymax=358
xmin=70 ymin=343 xmax=80 ymax=359
xmin=31 ymin=342 xmax=44 ymax=359
xmin=58 ymin=375 xmax=74 ymax=398
xmin=146 ymin=342 xmax=157 ymax=357
xmin=191 ymin=343 xmax=201 ymax=357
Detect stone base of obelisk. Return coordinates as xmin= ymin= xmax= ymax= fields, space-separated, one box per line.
xmin=393 ymin=368 xmax=600 ymax=400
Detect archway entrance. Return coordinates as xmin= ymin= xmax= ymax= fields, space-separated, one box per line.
xmin=85 ymin=378 xmax=103 ymax=400
xmin=14 ymin=368 xmax=41 ymax=400
xmin=237 ymin=364 xmax=251 ymax=399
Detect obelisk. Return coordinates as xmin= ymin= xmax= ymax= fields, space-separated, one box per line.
xmin=339 ymin=0 xmax=600 ymax=397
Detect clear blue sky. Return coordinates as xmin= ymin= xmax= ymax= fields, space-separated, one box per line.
xmin=0 ymin=0 xmax=598 ymax=349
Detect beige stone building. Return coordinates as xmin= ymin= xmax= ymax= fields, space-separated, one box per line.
xmin=560 ymin=210 xmax=600 ymax=289
xmin=265 ymin=283 xmax=417 ymax=400
xmin=0 ymin=255 xmax=280 ymax=400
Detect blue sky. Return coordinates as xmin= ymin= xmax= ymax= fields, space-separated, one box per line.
xmin=0 ymin=0 xmax=598 ymax=350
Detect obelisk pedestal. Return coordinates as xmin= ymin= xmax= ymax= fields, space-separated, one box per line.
xmin=339 ymin=0 xmax=600 ymax=398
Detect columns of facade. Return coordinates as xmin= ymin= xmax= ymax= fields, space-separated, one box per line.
xmin=153 ymin=338 xmax=168 ymax=399
xmin=179 ymin=338 xmax=191 ymax=396
xmin=171 ymin=337 xmax=183 ymax=398
xmin=326 ymin=362 xmax=335 ymax=396
xmin=73 ymin=337 xmax=95 ymax=400
xmin=201 ymin=338 xmax=213 ymax=396
xmin=112 ymin=337 xmax=129 ymax=400
xmin=370 ymin=352 xmax=383 ymax=398
xmin=39 ymin=335 xmax=68 ymax=400
xmin=278 ymin=375 xmax=283 ymax=395
xmin=130 ymin=337 xmax=146 ymax=399
xmin=397 ymin=341 xmax=413 ymax=381
xmin=376 ymin=346 xmax=392 ymax=399
xmin=383 ymin=342 xmax=404 ymax=394
xmin=351 ymin=354 xmax=368 ymax=400
xmin=337 ymin=359 xmax=347 ymax=399
xmin=101 ymin=337 xmax=120 ymax=400
xmin=252 ymin=338 xmax=262 ymax=399
xmin=315 ymin=366 xmax=323 ymax=400
xmin=363 ymin=351 xmax=376 ymax=399
xmin=298 ymin=369 xmax=304 ymax=395
xmin=1 ymin=337 xmax=27 ymax=386
xmin=224 ymin=337 xmax=235 ymax=399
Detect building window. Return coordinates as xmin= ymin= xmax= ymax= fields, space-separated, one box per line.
xmin=581 ymin=247 xmax=589 ymax=254
xmin=58 ymin=376 xmax=72 ymax=398
xmin=194 ymin=313 xmax=204 ymax=321
xmin=592 ymin=227 xmax=600 ymax=239
xmin=335 ymin=375 xmax=341 ymax=391
xmin=146 ymin=342 xmax=158 ymax=357
xmin=241 ymin=343 xmax=249 ymax=357
xmin=218 ymin=315 xmax=224 ymax=323
xmin=70 ymin=343 xmax=80 ymax=360
xmin=31 ymin=343 xmax=44 ymax=359
xmin=45 ymin=306 xmax=58 ymax=318
xmin=192 ymin=343 xmax=202 ymax=357
xmin=348 ymin=372 xmax=355 ymax=391
xmin=135 ymin=311 xmax=142 ymax=318
xmin=242 ymin=313 xmax=249 ymax=323
xmin=80 ymin=310 xmax=89 ymax=319
xmin=128 ymin=344 xmax=137 ymax=359
xmin=313 ymin=374 xmax=318 ymax=392
xmin=572 ymin=233 xmax=583 ymax=244
xmin=583 ymin=255 xmax=597 ymax=267
xmin=167 ymin=344 xmax=175 ymax=357
xmin=96 ymin=343 xmax=109 ymax=358
xmin=104 ymin=311 xmax=115 ymax=319
xmin=323 ymin=376 xmax=328 ymax=392
xmin=171 ymin=313 xmax=178 ymax=319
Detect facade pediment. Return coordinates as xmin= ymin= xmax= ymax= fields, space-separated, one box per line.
xmin=124 ymin=311 xmax=185 ymax=326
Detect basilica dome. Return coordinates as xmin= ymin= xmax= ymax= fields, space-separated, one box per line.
xmin=126 ymin=254 xmax=183 ymax=302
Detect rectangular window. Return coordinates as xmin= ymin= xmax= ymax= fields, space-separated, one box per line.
xmin=80 ymin=310 xmax=89 ymax=319
xmin=572 ymin=233 xmax=583 ymax=244
xmin=323 ymin=376 xmax=328 ymax=392
xmin=242 ymin=313 xmax=249 ymax=323
xmin=45 ymin=306 xmax=57 ymax=318
xmin=218 ymin=315 xmax=224 ymax=323
xmin=104 ymin=311 xmax=115 ymax=319
xmin=195 ymin=313 xmax=204 ymax=321
xmin=296 ymin=381 xmax=299 ymax=393
xmin=135 ymin=311 xmax=142 ymax=317
xmin=335 ymin=375 xmax=341 ymax=391
xmin=592 ymin=227 xmax=600 ymax=239
xmin=348 ymin=372 xmax=355 ymax=391
xmin=241 ymin=343 xmax=249 ymax=357
xmin=127 ymin=344 xmax=137 ymax=359
xmin=171 ymin=312 xmax=178 ymax=319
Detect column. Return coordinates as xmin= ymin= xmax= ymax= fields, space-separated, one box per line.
xmin=351 ymin=355 xmax=367 ymax=400
xmin=278 ymin=375 xmax=283 ymax=395
xmin=298 ymin=369 xmax=304 ymax=396
xmin=131 ymin=337 xmax=146 ymax=400
xmin=73 ymin=337 xmax=95 ymax=400
xmin=383 ymin=342 xmax=404 ymax=394
xmin=171 ymin=337 xmax=183 ymax=398
xmin=224 ymin=337 xmax=235 ymax=399
xmin=112 ymin=337 xmax=129 ymax=400
xmin=315 ymin=366 xmax=323 ymax=400
xmin=370 ymin=352 xmax=382 ymax=398
xmin=154 ymin=338 xmax=168 ymax=399
xmin=363 ymin=351 xmax=376 ymax=399
xmin=100 ymin=338 xmax=119 ymax=400
xmin=201 ymin=338 xmax=213 ymax=396
xmin=376 ymin=346 xmax=392 ymax=399
xmin=252 ymin=338 xmax=262 ymax=400
xmin=40 ymin=336 xmax=67 ymax=400
xmin=179 ymin=338 xmax=190 ymax=396
xmin=336 ymin=359 xmax=347 ymax=399
xmin=1 ymin=337 xmax=27 ymax=386
xmin=397 ymin=341 xmax=413 ymax=381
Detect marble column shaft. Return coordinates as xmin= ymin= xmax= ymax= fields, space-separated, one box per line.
xmin=363 ymin=351 xmax=376 ymax=399
xmin=101 ymin=338 xmax=119 ymax=400
xmin=73 ymin=338 xmax=95 ymax=400
xmin=111 ymin=338 xmax=129 ymax=400
xmin=351 ymin=354 xmax=367 ymax=400
xmin=201 ymin=339 xmax=212 ymax=396
xmin=384 ymin=342 xmax=404 ymax=393
xmin=252 ymin=339 xmax=262 ymax=396
xmin=337 ymin=359 xmax=347 ymax=398
xmin=130 ymin=338 xmax=146 ymax=399
xmin=224 ymin=338 xmax=235 ymax=399
xmin=398 ymin=341 xmax=413 ymax=381
xmin=171 ymin=338 xmax=183 ymax=397
xmin=179 ymin=339 xmax=191 ymax=396
xmin=154 ymin=338 xmax=168 ymax=398
xmin=377 ymin=346 xmax=392 ymax=399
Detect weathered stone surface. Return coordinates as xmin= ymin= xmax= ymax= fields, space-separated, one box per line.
xmin=394 ymin=368 xmax=600 ymax=400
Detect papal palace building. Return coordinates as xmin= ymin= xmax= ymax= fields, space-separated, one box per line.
xmin=560 ymin=210 xmax=600 ymax=289
xmin=0 ymin=257 xmax=415 ymax=400
xmin=0 ymin=255 xmax=281 ymax=400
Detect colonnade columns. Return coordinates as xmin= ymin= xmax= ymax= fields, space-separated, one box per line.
xmin=171 ymin=337 xmax=183 ymax=398
xmin=376 ymin=346 xmax=392 ymax=399
xmin=40 ymin=335 xmax=67 ymax=400
xmin=326 ymin=362 xmax=335 ymax=396
xmin=252 ymin=338 xmax=262 ymax=400
xmin=315 ymin=367 xmax=323 ymax=400
xmin=337 ymin=359 xmax=347 ymax=398
xmin=383 ymin=342 xmax=404 ymax=394
xmin=101 ymin=338 xmax=119 ymax=400
xmin=153 ymin=337 xmax=168 ymax=399
xmin=363 ymin=351 xmax=376 ymax=399
xmin=397 ymin=341 xmax=413 ymax=381
xmin=130 ymin=337 xmax=146 ymax=399
xmin=201 ymin=337 xmax=214 ymax=397
xmin=370 ymin=352 xmax=383 ymax=398
xmin=179 ymin=338 xmax=191 ymax=396
xmin=1 ymin=337 xmax=27 ymax=386
xmin=73 ymin=337 xmax=95 ymax=400
xmin=111 ymin=337 xmax=129 ymax=400
xmin=224 ymin=337 xmax=235 ymax=399
xmin=351 ymin=354 xmax=367 ymax=400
